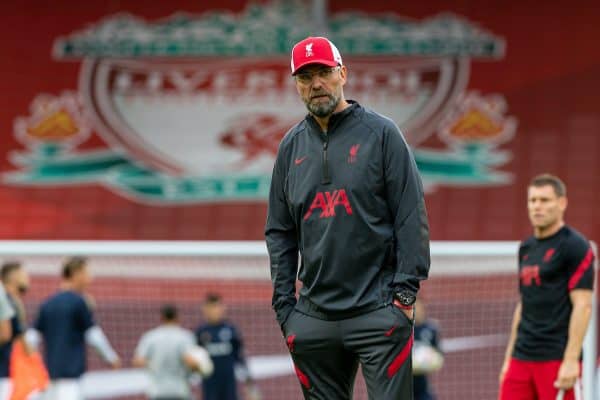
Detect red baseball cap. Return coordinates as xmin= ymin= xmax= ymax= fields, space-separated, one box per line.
xmin=290 ymin=36 xmax=343 ymax=75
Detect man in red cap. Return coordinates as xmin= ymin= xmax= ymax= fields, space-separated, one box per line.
xmin=265 ymin=36 xmax=430 ymax=399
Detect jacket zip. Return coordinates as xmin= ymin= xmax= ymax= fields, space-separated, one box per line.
xmin=321 ymin=133 xmax=331 ymax=184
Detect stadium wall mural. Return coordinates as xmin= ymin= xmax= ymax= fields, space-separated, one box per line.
xmin=0 ymin=0 xmax=598 ymax=242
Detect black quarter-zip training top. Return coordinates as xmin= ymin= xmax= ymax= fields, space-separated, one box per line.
xmin=265 ymin=101 xmax=430 ymax=327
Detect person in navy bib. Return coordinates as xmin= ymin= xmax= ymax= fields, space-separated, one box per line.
xmin=33 ymin=257 xmax=121 ymax=400
xmin=413 ymin=298 xmax=443 ymax=400
xmin=195 ymin=293 xmax=260 ymax=400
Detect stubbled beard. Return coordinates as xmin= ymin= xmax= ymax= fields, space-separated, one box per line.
xmin=305 ymin=93 xmax=340 ymax=118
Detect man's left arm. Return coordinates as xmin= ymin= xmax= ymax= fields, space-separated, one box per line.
xmin=232 ymin=327 xmax=261 ymax=398
xmin=555 ymin=243 xmax=595 ymax=390
xmin=231 ymin=326 xmax=249 ymax=373
xmin=80 ymin=298 xmax=121 ymax=368
xmin=555 ymin=289 xmax=593 ymax=389
xmin=383 ymin=123 xmax=431 ymax=304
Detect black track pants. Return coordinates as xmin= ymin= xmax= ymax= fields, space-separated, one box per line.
xmin=283 ymin=304 xmax=414 ymax=400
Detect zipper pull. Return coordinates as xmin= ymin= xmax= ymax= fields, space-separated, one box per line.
xmin=322 ymin=138 xmax=331 ymax=185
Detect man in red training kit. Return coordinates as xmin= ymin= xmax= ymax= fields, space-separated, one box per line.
xmin=499 ymin=174 xmax=594 ymax=400
xmin=265 ymin=36 xmax=430 ymax=399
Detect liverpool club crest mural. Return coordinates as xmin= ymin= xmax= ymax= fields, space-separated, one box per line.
xmin=5 ymin=2 xmax=516 ymax=204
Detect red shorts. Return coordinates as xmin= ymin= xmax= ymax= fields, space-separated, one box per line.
xmin=499 ymin=358 xmax=580 ymax=400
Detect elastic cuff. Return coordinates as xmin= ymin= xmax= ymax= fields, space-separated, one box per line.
xmin=393 ymin=299 xmax=414 ymax=310
xmin=393 ymin=273 xmax=420 ymax=293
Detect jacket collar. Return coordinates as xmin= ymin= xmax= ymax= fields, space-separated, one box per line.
xmin=305 ymin=100 xmax=360 ymax=133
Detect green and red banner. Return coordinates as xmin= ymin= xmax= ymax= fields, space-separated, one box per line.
xmin=1 ymin=1 xmax=598 ymax=241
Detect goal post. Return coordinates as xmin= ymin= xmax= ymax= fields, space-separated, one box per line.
xmin=0 ymin=240 xmax=595 ymax=400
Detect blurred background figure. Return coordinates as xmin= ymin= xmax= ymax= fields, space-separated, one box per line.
xmin=133 ymin=303 xmax=213 ymax=400
xmin=1 ymin=262 xmax=48 ymax=400
xmin=0 ymin=261 xmax=28 ymax=327
xmin=499 ymin=175 xmax=594 ymax=400
xmin=413 ymin=297 xmax=444 ymax=400
xmin=195 ymin=293 xmax=261 ymax=400
xmin=31 ymin=256 xmax=120 ymax=400
xmin=0 ymin=262 xmax=18 ymax=400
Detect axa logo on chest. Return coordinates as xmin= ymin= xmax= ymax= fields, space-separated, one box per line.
xmin=303 ymin=189 xmax=353 ymax=220
xmin=520 ymin=265 xmax=541 ymax=287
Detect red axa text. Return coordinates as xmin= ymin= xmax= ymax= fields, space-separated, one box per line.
xmin=520 ymin=265 xmax=541 ymax=286
xmin=303 ymin=189 xmax=353 ymax=220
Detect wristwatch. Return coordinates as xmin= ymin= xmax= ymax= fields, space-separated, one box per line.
xmin=394 ymin=289 xmax=416 ymax=307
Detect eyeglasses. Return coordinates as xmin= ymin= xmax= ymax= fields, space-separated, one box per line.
xmin=294 ymin=66 xmax=340 ymax=85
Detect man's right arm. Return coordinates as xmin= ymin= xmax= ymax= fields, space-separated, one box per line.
xmin=265 ymin=145 xmax=298 ymax=329
xmin=499 ymin=301 xmax=521 ymax=383
xmin=132 ymin=333 xmax=148 ymax=368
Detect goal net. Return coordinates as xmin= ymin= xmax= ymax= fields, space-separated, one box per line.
xmin=0 ymin=241 xmax=596 ymax=400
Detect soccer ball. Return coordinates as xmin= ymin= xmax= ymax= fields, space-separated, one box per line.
xmin=186 ymin=346 xmax=214 ymax=377
xmin=413 ymin=343 xmax=444 ymax=374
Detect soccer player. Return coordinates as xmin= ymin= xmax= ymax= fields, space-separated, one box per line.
xmin=133 ymin=304 xmax=213 ymax=400
xmin=265 ymin=36 xmax=430 ymax=399
xmin=195 ymin=293 xmax=260 ymax=400
xmin=1 ymin=262 xmax=48 ymax=400
xmin=0 ymin=262 xmax=29 ymax=399
xmin=0 ymin=264 xmax=17 ymax=400
xmin=0 ymin=262 xmax=29 ymax=324
xmin=32 ymin=256 xmax=120 ymax=400
xmin=499 ymin=174 xmax=594 ymax=400
xmin=412 ymin=298 xmax=443 ymax=400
